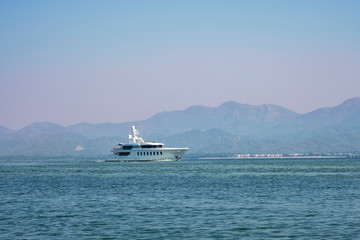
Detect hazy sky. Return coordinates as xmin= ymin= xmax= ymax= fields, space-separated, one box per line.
xmin=1 ymin=0 xmax=360 ymax=130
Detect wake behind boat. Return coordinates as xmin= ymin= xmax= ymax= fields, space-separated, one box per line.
xmin=106 ymin=126 xmax=189 ymax=162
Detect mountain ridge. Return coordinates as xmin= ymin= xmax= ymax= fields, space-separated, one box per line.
xmin=0 ymin=97 xmax=359 ymax=156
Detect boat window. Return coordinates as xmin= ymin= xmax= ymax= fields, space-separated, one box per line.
xmin=160 ymin=152 xmax=162 ymax=155
xmin=123 ymin=145 xmax=133 ymax=150
xmin=140 ymin=145 xmax=162 ymax=149
xmin=117 ymin=152 xmax=130 ymax=156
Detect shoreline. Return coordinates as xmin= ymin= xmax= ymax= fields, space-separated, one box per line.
xmin=199 ymin=156 xmax=349 ymax=160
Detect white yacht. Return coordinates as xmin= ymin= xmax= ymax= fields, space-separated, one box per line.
xmin=106 ymin=126 xmax=189 ymax=162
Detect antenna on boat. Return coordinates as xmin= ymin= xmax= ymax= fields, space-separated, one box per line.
xmin=128 ymin=122 xmax=131 ymax=143
xmin=129 ymin=125 xmax=144 ymax=143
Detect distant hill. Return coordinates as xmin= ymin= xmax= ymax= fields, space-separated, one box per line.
xmin=0 ymin=125 xmax=13 ymax=136
xmin=67 ymin=122 xmax=129 ymax=139
xmin=143 ymin=101 xmax=299 ymax=137
xmin=0 ymin=97 xmax=359 ymax=156
xmin=15 ymin=122 xmax=68 ymax=136
xmin=296 ymin=97 xmax=360 ymax=129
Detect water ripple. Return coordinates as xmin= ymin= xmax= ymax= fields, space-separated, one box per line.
xmin=1 ymin=158 xmax=360 ymax=239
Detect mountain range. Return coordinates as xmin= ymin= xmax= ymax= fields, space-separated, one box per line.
xmin=1 ymin=97 xmax=360 ymax=157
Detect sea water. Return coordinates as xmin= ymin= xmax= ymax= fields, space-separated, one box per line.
xmin=1 ymin=158 xmax=360 ymax=239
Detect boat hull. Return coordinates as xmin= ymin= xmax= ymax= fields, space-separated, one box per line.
xmin=106 ymin=148 xmax=188 ymax=162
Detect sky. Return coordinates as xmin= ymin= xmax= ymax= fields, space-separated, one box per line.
xmin=1 ymin=0 xmax=360 ymax=130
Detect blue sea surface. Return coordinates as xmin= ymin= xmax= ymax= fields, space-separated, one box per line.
xmin=1 ymin=158 xmax=360 ymax=239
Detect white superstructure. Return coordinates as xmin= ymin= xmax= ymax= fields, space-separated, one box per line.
xmin=106 ymin=126 xmax=189 ymax=162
